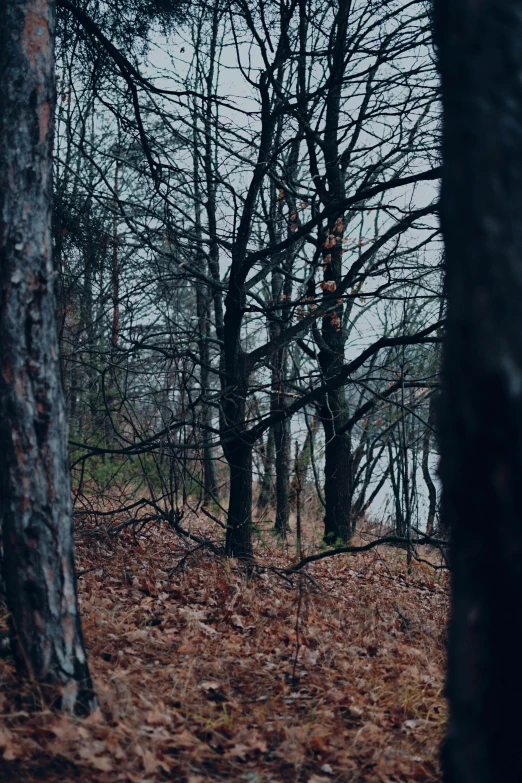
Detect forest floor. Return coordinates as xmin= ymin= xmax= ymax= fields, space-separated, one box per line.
xmin=0 ymin=514 xmax=449 ymax=783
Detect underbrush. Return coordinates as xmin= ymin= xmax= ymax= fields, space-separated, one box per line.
xmin=0 ymin=517 xmax=448 ymax=783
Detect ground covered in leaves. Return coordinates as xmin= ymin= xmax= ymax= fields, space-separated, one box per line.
xmin=0 ymin=518 xmax=448 ymax=783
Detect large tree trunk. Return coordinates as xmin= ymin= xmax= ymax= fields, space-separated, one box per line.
xmin=0 ymin=0 xmax=95 ymax=713
xmin=435 ymin=1 xmax=522 ymax=780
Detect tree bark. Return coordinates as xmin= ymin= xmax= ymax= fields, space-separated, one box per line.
xmin=257 ymin=427 xmax=275 ymax=510
xmin=0 ymin=0 xmax=95 ymax=713
xmin=224 ymin=440 xmax=253 ymax=557
xmin=388 ymin=440 xmax=405 ymax=536
xmin=193 ymin=117 xmax=218 ymax=505
xmin=435 ymin=1 xmax=522 ymax=779
xmin=315 ymin=0 xmax=352 ymax=544
xmin=197 ymin=282 xmax=218 ymax=504
xmin=421 ymin=396 xmax=437 ymax=536
xmin=273 ymin=414 xmax=291 ymax=537
xmin=320 ymin=390 xmax=352 ymax=543
xmin=221 ymin=279 xmax=254 ymax=557
xmin=111 ymin=157 xmax=120 ymax=351
xmin=270 ymin=265 xmax=291 ymax=537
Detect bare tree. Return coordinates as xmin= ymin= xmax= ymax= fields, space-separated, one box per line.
xmin=48 ymin=0 xmax=444 ymax=561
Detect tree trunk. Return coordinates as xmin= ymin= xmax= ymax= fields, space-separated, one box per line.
xmin=270 ymin=296 xmax=290 ymax=536
xmin=268 ymin=178 xmax=293 ymax=538
xmin=273 ymin=415 xmax=291 ymax=537
xmin=317 ymin=286 xmax=353 ymax=543
xmin=388 ymin=441 xmax=405 ymax=536
xmin=436 ymin=1 xmax=522 ymax=779
xmin=111 ymin=156 xmax=120 ymax=351
xmin=193 ymin=144 xmax=218 ymax=503
xmin=315 ymin=0 xmax=352 ymax=544
xmin=321 ymin=391 xmax=352 ymax=543
xmin=222 ymin=302 xmax=253 ymax=557
xmin=224 ymin=440 xmax=253 ymax=557
xmin=421 ymin=396 xmax=437 ymax=536
xmin=197 ymin=283 xmax=218 ymax=504
xmin=257 ymin=427 xmax=275 ymax=510
xmin=0 ymin=0 xmax=95 ymax=713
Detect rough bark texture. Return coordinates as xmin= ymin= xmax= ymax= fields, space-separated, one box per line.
xmin=0 ymin=0 xmax=95 ymax=712
xmin=435 ymin=1 xmax=522 ymax=779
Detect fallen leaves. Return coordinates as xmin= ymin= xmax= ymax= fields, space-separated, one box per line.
xmin=0 ymin=517 xmax=448 ymax=783
xmin=146 ymin=704 xmax=172 ymax=726
xmin=0 ymin=727 xmax=21 ymax=761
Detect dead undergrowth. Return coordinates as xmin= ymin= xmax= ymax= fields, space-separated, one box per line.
xmin=0 ymin=515 xmax=449 ymax=783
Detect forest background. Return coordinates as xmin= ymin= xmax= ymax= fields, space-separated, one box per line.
xmin=55 ymin=0 xmax=443 ymax=553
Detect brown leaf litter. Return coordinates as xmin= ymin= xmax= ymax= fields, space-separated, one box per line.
xmin=0 ymin=517 xmax=449 ymax=782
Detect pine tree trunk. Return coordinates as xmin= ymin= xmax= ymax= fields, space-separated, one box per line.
xmin=436 ymin=1 xmax=522 ymax=779
xmin=0 ymin=0 xmax=95 ymax=713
